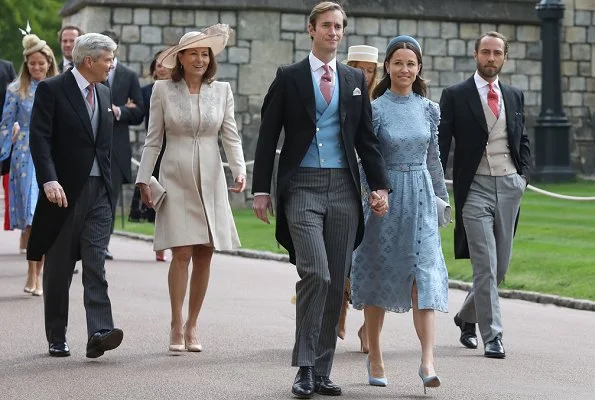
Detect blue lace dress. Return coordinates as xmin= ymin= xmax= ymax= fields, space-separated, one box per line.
xmin=351 ymin=90 xmax=449 ymax=313
xmin=0 ymin=81 xmax=39 ymax=230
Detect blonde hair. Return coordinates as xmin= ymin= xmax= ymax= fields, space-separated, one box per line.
xmin=18 ymin=35 xmax=58 ymax=99
xmin=346 ymin=60 xmax=378 ymax=99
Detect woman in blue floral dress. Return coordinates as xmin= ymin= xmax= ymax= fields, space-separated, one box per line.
xmin=350 ymin=36 xmax=449 ymax=394
xmin=0 ymin=33 xmax=58 ymax=295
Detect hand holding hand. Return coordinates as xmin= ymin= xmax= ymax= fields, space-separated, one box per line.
xmin=229 ymin=174 xmax=246 ymax=193
xmin=11 ymin=122 xmax=20 ymax=144
xmin=370 ymin=189 xmax=389 ymax=217
xmin=138 ymin=183 xmax=153 ymax=209
xmin=252 ymin=195 xmax=274 ymax=224
xmin=43 ymin=181 xmax=68 ymax=208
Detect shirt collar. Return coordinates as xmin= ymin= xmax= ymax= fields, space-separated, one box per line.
xmin=309 ymin=52 xmax=337 ymax=73
xmin=474 ymin=71 xmax=499 ymax=90
xmin=71 ymin=67 xmax=92 ymax=92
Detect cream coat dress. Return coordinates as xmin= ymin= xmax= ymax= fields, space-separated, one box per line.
xmin=136 ymin=79 xmax=246 ymax=251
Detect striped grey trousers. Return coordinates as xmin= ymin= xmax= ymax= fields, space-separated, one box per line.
xmin=43 ymin=177 xmax=115 ymax=342
xmin=284 ymin=168 xmax=359 ymax=377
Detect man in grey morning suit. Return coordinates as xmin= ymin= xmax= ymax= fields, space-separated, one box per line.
xmin=252 ymin=2 xmax=389 ymax=398
xmin=438 ymin=32 xmax=531 ymax=359
xmin=28 ymin=33 xmax=124 ymax=358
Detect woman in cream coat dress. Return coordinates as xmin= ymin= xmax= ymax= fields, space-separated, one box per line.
xmin=136 ymin=24 xmax=246 ymax=352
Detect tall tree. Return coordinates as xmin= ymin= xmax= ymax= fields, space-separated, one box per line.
xmin=0 ymin=0 xmax=63 ymax=67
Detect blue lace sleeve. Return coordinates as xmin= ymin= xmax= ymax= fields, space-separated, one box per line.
xmin=0 ymin=85 xmax=18 ymax=162
xmin=426 ymin=100 xmax=449 ymax=203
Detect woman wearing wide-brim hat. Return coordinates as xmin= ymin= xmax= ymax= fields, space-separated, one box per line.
xmin=135 ymin=23 xmax=247 ymax=353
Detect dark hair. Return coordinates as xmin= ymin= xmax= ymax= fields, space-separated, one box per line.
xmin=308 ymin=1 xmax=348 ymax=38
xmin=475 ymin=31 xmax=509 ymax=56
xmin=149 ymin=50 xmax=164 ymax=77
xmin=170 ymin=47 xmax=217 ymax=84
xmin=372 ymin=42 xmax=427 ymax=99
xmin=58 ymin=25 xmax=84 ymax=41
xmin=100 ymin=30 xmax=120 ymax=46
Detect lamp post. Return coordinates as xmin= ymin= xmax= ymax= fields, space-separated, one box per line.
xmin=532 ymin=0 xmax=575 ymax=182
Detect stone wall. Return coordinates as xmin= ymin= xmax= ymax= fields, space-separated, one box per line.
xmin=61 ymin=0 xmax=595 ymax=209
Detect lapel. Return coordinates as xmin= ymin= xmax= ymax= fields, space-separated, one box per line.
xmin=292 ymin=57 xmax=316 ymax=124
xmin=500 ymin=82 xmax=516 ymax=138
xmin=62 ymin=71 xmax=93 ymax=141
xmin=337 ymin=63 xmax=353 ymax=129
xmin=465 ymin=76 xmax=489 ymax=137
xmin=111 ymin=63 xmax=123 ymax=91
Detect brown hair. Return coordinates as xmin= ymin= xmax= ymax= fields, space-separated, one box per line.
xmin=58 ymin=25 xmax=84 ymax=41
xmin=372 ymin=42 xmax=427 ymax=99
xmin=170 ymin=47 xmax=217 ymax=84
xmin=475 ymin=31 xmax=509 ymax=56
xmin=308 ymin=1 xmax=348 ymax=38
xmin=18 ymin=46 xmax=58 ymax=99
xmin=346 ymin=60 xmax=378 ymax=99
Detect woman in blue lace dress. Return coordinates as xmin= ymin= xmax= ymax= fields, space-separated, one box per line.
xmin=350 ymin=36 xmax=449 ymax=394
xmin=0 ymin=33 xmax=58 ymax=295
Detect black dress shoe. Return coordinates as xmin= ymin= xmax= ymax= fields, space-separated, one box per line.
xmin=454 ymin=314 xmax=478 ymax=349
xmin=315 ymin=375 xmax=342 ymax=396
xmin=292 ymin=366 xmax=314 ymax=399
xmin=86 ymin=328 xmax=123 ymax=359
xmin=49 ymin=341 xmax=70 ymax=357
xmin=484 ymin=337 xmax=505 ymax=358
xmin=105 ymin=249 xmax=114 ymax=260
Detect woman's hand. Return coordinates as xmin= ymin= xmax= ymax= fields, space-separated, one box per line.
xmin=138 ymin=183 xmax=153 ymax=208
xmin=11 ymin=122 xmax=20 ymax=144
xmin=229 ymin=174 xmax=246 ymax=193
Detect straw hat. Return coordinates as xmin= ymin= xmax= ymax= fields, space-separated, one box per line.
xmin=158 ymin=24 xmax=230 ymax=69
xmin=342 ymin=45 xmax=382 ymax=66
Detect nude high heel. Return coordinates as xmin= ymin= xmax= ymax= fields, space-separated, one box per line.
xmin=358 ymin=325 xmax=369 ymax=354
xmin=184 ymin=324 xmax=202 ymax=352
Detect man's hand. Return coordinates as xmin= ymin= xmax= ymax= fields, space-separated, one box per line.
xmin=137 ymin=183 xmax=153 ymax=208
xmin=11 ymin=122 xmax=20 ymax=144
xmin=43 ymin=181 xmax=68 ymax=208
xmin=229 ymin=174 xmax=247 ymax=193
xmin=252 ymin=195 xmax=274 ymax=224
xmin=369 ymin=189 xmax=389 ymax=217
xmin=111 ymin=104 xmax=122 ymax=120
xmin=124 ymin=98 xmax=136 ymax=108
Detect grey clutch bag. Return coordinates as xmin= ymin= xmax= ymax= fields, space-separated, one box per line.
xmin=149 ymin=176 xmax=166 ymax=211
xmin=435 ymin=196 xmax=452 ymax=228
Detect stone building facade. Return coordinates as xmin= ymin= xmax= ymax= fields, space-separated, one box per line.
xmin=61 ymin=0 xmax=595 ymax=207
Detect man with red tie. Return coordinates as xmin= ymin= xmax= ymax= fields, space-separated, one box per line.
xmin=438 ymin=32 xmax=531 ymax=359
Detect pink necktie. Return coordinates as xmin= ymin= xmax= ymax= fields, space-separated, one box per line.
xmin=320 ymin=64 xmax=332 ymax=104
xmin=487 ymin=83 xmax=499 ymax=118
xmin=86 ymin=84 xmax=95 ymax=112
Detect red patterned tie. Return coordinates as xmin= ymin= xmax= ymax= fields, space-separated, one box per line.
xmin=487 ymin=82 xmax=499 ymax=118
xmin=86 ymin=84 xmax=95 ymax=112
xmin=320 ymin=64 xmax=332 ymax=104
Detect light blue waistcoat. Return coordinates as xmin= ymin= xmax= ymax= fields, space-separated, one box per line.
xmin=300 ymin=70 xmax=348 ymax=168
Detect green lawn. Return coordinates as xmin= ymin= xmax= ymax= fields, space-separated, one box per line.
xmin=118 ymin=180 xmax=595 ymax=301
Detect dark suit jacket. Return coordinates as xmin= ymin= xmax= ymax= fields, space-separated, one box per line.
xmin=438 ymin=76 xmax=531 ymax=259
xmin=27 ymin=71 xmax=114 ymax=261
xmin=0 ymin=59 xmax=16 ymax=175
xmin=141 ymin=83 xmax=166 ymax=177
xmin=106 ymin=62 xmax=144 ymax=183
xmin=252 ymin=57 xmax=389 ymax=264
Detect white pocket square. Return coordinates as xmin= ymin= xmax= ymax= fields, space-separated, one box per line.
xmin=108 ymin=108 xmax=113 ymax=112
xmin=352 ymin=88 xmax=362 ymax=96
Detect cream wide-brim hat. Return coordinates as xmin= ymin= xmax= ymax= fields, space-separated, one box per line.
xmin=158 ymin=23 xmax=230 ymax=69
xmin=342 ymin=45 xmax=383 ymax=67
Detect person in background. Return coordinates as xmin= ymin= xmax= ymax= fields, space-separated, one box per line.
xmin=337 ymin=44 xmax=381 ymax=352
xmin=439 ymin=31 xmax=531 ymax=359
xmin=128 ymin=50 xmax=171 ymax=262
xmin=0 ymin=58 xmax=17 ymax=234
xmin=0 ymin=32 xmax=58 ymax=296
xmin=57 ymin=25 xmax=83 ymax=73
xmin=350 ymin=36 xmax=449 ymax=394
xmin=136 ymin=24 xmax=246 ymax=353
xmin=99 ymin=30 xmax=144 ymax=260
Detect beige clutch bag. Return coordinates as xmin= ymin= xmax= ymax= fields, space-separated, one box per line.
xmin=436 ymin=196 xmax=452 ymax=228
xmin=149 ymin=176 xmax=166 ymax=211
